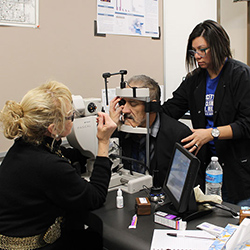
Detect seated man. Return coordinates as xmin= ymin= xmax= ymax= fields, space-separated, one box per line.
xmin=109 ymin=75 xmax=193 ymax=187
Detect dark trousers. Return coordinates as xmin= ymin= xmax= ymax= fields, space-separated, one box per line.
xmin=40 ymin=228 xmax=103 ymax=250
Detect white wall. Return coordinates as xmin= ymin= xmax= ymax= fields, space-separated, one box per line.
xmin=163 ymin=0 xmax=248 ymax=101
xmin=0 ymin=0 xmax=164 ymax=153
xmin=163 ymin=0 xmax=217 ymax=100
xmin=220 ymin=0 xmax=247 ymax=64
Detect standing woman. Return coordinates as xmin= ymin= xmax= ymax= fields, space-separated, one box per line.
xmin=162 ymin=20 xmax=250 ymax=206
xmin=0 ymin=81 xmax=117 ymax=249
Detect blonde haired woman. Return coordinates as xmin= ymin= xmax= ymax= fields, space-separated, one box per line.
xmin=0 ymin=81 xmax=116 ymax=250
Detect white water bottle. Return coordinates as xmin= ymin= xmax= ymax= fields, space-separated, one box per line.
xmin=205 ymin=156 xmax=223 ymax=197
xmin=116 ymin=188 xmax=124 ymax=208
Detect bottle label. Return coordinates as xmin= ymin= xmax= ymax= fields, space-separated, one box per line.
xmin=116 ymin=197 xmax=124 ymax=208
xmin=206 ymin=173 xmax=223 ymax=183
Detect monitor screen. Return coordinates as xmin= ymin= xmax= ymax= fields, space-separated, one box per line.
xmin=162 ymin=143 xmax=200 ymax=214
xmin=166 ymin=148 xmax=191 ymax=203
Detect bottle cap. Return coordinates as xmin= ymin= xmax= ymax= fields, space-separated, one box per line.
xmin=211 ymin=156 xmax=218 ymax=162
xmin=117 ymin=188 xmax=122 ymax=196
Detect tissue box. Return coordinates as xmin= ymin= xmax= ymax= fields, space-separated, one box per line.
xmin=234 ymin=239 xmax=250 ymax=250
xmin=135 ymin=197 xmax=151 ymax=215
xmin=208 ymin=224 xmax=238 ymax=250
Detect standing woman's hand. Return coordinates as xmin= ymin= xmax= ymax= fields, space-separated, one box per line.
xmin=96 ymin=112 xmax=117 ymax=157
xmin=181 ymin=125 xmax=233 ymax=155
xmin=181 ymin=128 xmax=213 ymax=155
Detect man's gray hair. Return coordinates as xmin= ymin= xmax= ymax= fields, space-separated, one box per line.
xmin=127 ymin=75 xmax=161 ymax=102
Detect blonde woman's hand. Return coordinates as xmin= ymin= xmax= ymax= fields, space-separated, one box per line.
xmin=96 ymin=112 xmax=117 ymax=157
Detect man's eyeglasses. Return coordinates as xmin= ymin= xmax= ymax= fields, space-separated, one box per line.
xmin=65 ymin=111 xmax=75 ymax=122
xmin=188 ymin=47 xmax=210 ymax=58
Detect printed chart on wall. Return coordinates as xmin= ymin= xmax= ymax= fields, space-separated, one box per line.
xmin=97 ymin=0 xmax=159 ymax=38
xmin=0 ymin=0 xmax=39 ymax=28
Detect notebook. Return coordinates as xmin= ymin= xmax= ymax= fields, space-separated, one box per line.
xmin=150 ymin=229 xmax=215 ymax=250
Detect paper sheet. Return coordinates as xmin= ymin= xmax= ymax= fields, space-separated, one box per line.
xmin=97 ymin=0 xmax=159 ymax=37
xmin=150 ymin=229 xmax=215 ymax=250
xmin=0 ymin=0 xmax=39 ymax=28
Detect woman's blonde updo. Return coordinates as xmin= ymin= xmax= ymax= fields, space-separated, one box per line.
xmin=0 ymin=81 xmax=73 ymax=145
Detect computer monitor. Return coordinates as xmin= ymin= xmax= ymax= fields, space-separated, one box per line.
xmin=158 ymin=143 xmax=212 ymax=221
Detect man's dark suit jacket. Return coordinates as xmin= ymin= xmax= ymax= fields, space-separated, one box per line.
xmin=118 ymin=112 xmax=192 ymax=187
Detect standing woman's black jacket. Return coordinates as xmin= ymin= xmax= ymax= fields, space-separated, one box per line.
xmin=162 ymin=58 xmax=250 ymax=203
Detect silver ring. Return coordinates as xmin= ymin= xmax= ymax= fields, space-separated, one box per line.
xmin=194 ymin=144 xmax=199 ymax=148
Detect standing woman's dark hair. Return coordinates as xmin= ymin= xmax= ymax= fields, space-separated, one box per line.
xmin=186 ymin=19 xmax=232 ymax=74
